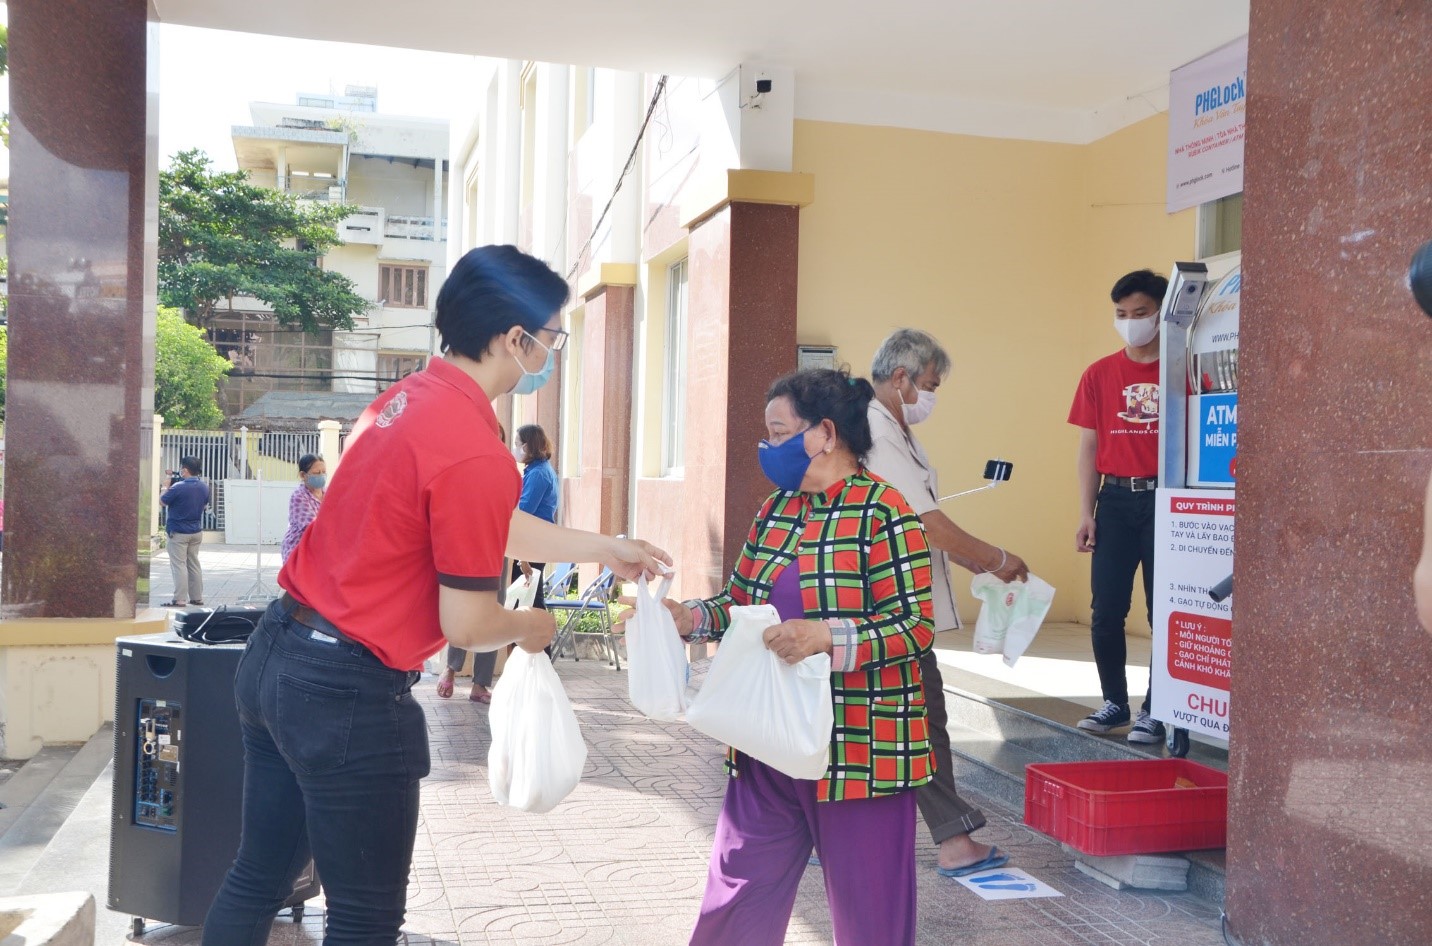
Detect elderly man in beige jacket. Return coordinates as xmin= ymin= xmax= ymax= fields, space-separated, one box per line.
xmin=864 ymin=328 xmax=1030 ymax=878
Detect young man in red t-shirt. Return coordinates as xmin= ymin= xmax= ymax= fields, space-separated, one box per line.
xmin=203 ymin=246 xmax=670 ymax=946
xmin=1068 ymin=269 xmax=1168 ymax=744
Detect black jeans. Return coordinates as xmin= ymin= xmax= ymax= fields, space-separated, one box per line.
xmin=1090 ymin=483 xmax=1155 ymax=711
xmin=202 ymin=599 xmax=429 ymax=946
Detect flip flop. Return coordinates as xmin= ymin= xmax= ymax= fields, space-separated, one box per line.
xmin=435 ymin=676 xmax=454 ymax=699
xmin=469 ymin=689 xmax=492 ymax=704
xmin=936 ymin=846 xmax=1010 ymax=878
xmin=159 ymin=601 xmax=187 ymax=608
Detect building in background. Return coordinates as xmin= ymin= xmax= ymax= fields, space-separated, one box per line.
xmin=221 ymin=86 xmax=448 ymax=419
xmin=451 ymin=61 xmax=1238 ymax=617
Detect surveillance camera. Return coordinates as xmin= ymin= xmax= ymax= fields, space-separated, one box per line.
xmin=755 ymin=78 xmax=773 ymax=94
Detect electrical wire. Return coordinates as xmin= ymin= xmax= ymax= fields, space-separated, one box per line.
xmin=564 ymin=75 xmax=669 ymax=280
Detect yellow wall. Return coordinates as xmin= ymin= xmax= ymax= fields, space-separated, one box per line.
xmin=793 ymin=114 xmax=1195 ymax=628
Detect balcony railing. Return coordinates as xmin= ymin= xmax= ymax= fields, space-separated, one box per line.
xmin=293 ymin=182 xmax=347 ymax=203
xmin=384 ymin=215 xmax=449 ymax=242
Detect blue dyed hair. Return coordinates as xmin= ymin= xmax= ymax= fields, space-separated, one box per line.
xmin=434 ymin=246 xmax=570 ymax=360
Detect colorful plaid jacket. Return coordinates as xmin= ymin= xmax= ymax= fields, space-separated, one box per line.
xmin=689 ymin=470 xmax=935 ymax=801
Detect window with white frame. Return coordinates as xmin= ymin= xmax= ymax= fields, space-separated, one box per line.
xmin=662 ymin=259 xmax=689 ymax=474
xmin=1197 ymin=192 xmax=1243 ymax=259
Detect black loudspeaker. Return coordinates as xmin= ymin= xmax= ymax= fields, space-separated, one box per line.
xmin=109 ymin=632 xmax=319 ymax=933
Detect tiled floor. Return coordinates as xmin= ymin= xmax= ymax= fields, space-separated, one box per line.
xmin=129 ymin=546 xmax=1226 ymax=945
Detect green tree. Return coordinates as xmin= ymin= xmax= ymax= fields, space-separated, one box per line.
xmin=159 ymin=149 xmax=369 ymax=333
xmin=155 ymin=306 xmax=231 ymax=428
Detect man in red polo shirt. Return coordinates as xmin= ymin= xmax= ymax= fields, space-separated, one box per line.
xmin=1069 ymin=269 xmax=1167 ymax=745
xmin=204 ymin=245 xmax=670 ymax=946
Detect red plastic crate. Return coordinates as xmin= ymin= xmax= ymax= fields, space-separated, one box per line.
xmin=1024 ymin=759 xmax=1227 ymax=856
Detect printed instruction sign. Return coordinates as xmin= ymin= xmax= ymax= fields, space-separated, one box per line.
xmin=1152 ymin=489 xmax=1233 ymax=740
xmin=954 ymin=868 xmax=1063 ymax=902
xmin=1167 ymin=35 xmax=1248 ymax=213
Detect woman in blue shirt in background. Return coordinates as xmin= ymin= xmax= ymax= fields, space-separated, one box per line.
xmin=435 ymin=423 xmax=560 ymax=702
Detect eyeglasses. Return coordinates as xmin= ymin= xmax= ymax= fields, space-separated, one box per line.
xmin=529 ymin=326 xmax=569 ymax=352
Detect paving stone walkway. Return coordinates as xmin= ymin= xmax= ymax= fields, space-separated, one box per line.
xmin=134 ymin=545 xmax=1227 ymax=945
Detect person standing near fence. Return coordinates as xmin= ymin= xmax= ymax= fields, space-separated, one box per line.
xmin=159 ymin=456 xmax=209 ymax=607
xmin=280 ymin=454 xmax=326 ymax=563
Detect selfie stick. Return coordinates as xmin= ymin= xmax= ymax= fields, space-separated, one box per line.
xmin=938 ymin=459 xmax=1014 ymax=504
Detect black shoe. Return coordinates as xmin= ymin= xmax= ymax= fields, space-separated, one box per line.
xmin=1077 ymin=701 xmax=1131 ymax=732
xmin=1128 ymin=711 xmax=1166 ymax=744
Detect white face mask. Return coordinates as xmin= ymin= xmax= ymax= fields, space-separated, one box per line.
xmin=1115 ymin=314 xmax=1159 ymax=348
xmin=511 ymin=445 xmax=525 ymax=464
xmin=903 ymin=388 xmax=937 ymax=425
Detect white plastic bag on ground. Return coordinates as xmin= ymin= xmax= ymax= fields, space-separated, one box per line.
xmin=487 ymin=648 xmax=587 ymax=813
xmin=684 ymin=604 xmax=834 ymax=780
xmin=970 ymin=573 xmax=1056 ymax=668
xmin=626 ymin=574 xmax=690 ymax=721
xmin=504 ymin=571 xmax=541 ymax=610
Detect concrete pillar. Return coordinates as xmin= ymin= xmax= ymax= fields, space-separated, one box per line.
xmin=432 ymin=154 xmax=443 ymax=244
xmin=149 ymin=413 xmax=164 ymax=541
xmin=0 ymin=0 xmax=165 ymax=758
xmin=317 ymin=420 xmax=342 ymax=479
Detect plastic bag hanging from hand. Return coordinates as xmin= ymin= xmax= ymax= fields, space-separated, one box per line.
xmin=626 ymin=573 xmax=690 ymax=721
xmin=487 ymin=649 xmax=587 ymax=813
xmin=504 ymin=571 xmax=541 ymax=610
xmin=970 ymin=573 xmax=1056 ymax=667
xmin=685 ymin=605 xmax=834 ymax=780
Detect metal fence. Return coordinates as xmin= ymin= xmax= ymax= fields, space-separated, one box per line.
xmin=159 ymin=428 xmax=321 ymax=532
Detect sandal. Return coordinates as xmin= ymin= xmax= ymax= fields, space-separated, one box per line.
xmin=936 ymin=846 xmax=1010 ymax=878
xmin=435 ymin=673 xmax=455 ymax=699
xmin=159 ymin=601 xmax=187 ymax=608
xmin=469 ymin=687 xmax=492 ymax=704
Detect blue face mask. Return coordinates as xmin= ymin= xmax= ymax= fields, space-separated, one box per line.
xmin=510 ymin=332 xmax=556 ymax=396
xmin=305 ymin=474 xmax=326 ymax=490
xmin=758 ymin=428 xmax=815 ymax=492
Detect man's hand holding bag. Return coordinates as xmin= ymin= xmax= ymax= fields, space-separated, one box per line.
xmin=625 ymin=574 xmax=690 ymax=721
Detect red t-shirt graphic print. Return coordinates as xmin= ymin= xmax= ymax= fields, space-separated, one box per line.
xmin=1068 ymin=350 xmax=1160 ymax=478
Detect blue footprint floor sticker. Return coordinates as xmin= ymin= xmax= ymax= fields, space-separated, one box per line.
xmin=970 ymin=872 xmax=1038 ymax=891
xmin=953 ymin=867 xmax=1063 ymax=901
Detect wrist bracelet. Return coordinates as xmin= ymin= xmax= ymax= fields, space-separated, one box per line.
xmin=990 ymin=547 xmax=1007 ymax=573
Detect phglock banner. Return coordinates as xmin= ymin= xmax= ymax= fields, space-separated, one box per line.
xmin=1167 ymin=35 xmax=1248 ymax=213
xmin=1152 ymin=489 xmax=1233 ymax=740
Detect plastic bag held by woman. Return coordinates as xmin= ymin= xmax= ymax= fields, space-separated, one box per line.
xmin=488 ymin=649 xmax=587 ymax=812
xmin=970 ymin=573 xmax=1056 ymax=667
xmin=626 ymin=573 xmax=690 ymax=721
xmin=685 ymin=605 xmax=835 ymax=779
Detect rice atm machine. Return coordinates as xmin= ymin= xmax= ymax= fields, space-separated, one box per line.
xmin=1153 ymin=259 xmax=1241 ymax=758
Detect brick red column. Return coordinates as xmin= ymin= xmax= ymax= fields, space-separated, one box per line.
xmin=679 ymin=202 xmax=799 ymax=595
xmin=566 ymin=285 xmax=634 ymax=539
xmin=4 ymin=0 xmax=156 ymax=617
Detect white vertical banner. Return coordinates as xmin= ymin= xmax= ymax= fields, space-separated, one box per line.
xmin=1152 ymin=489 xmax=1233 ymax=740
xmin=1166 ymin=36 xmax=1248 ymax=213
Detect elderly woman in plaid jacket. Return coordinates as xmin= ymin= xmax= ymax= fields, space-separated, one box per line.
xmin=649 ymin=368 xmax=936 ymax=946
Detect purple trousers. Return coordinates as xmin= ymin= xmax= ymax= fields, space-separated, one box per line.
xmin=689 ymin=757 xmax=916 ymax=946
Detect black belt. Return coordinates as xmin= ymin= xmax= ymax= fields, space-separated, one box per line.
xmin=1103 ymin=475 xmax=1158 ymax=492
xmin=279 ymin=593 xmax=365 ymax=648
